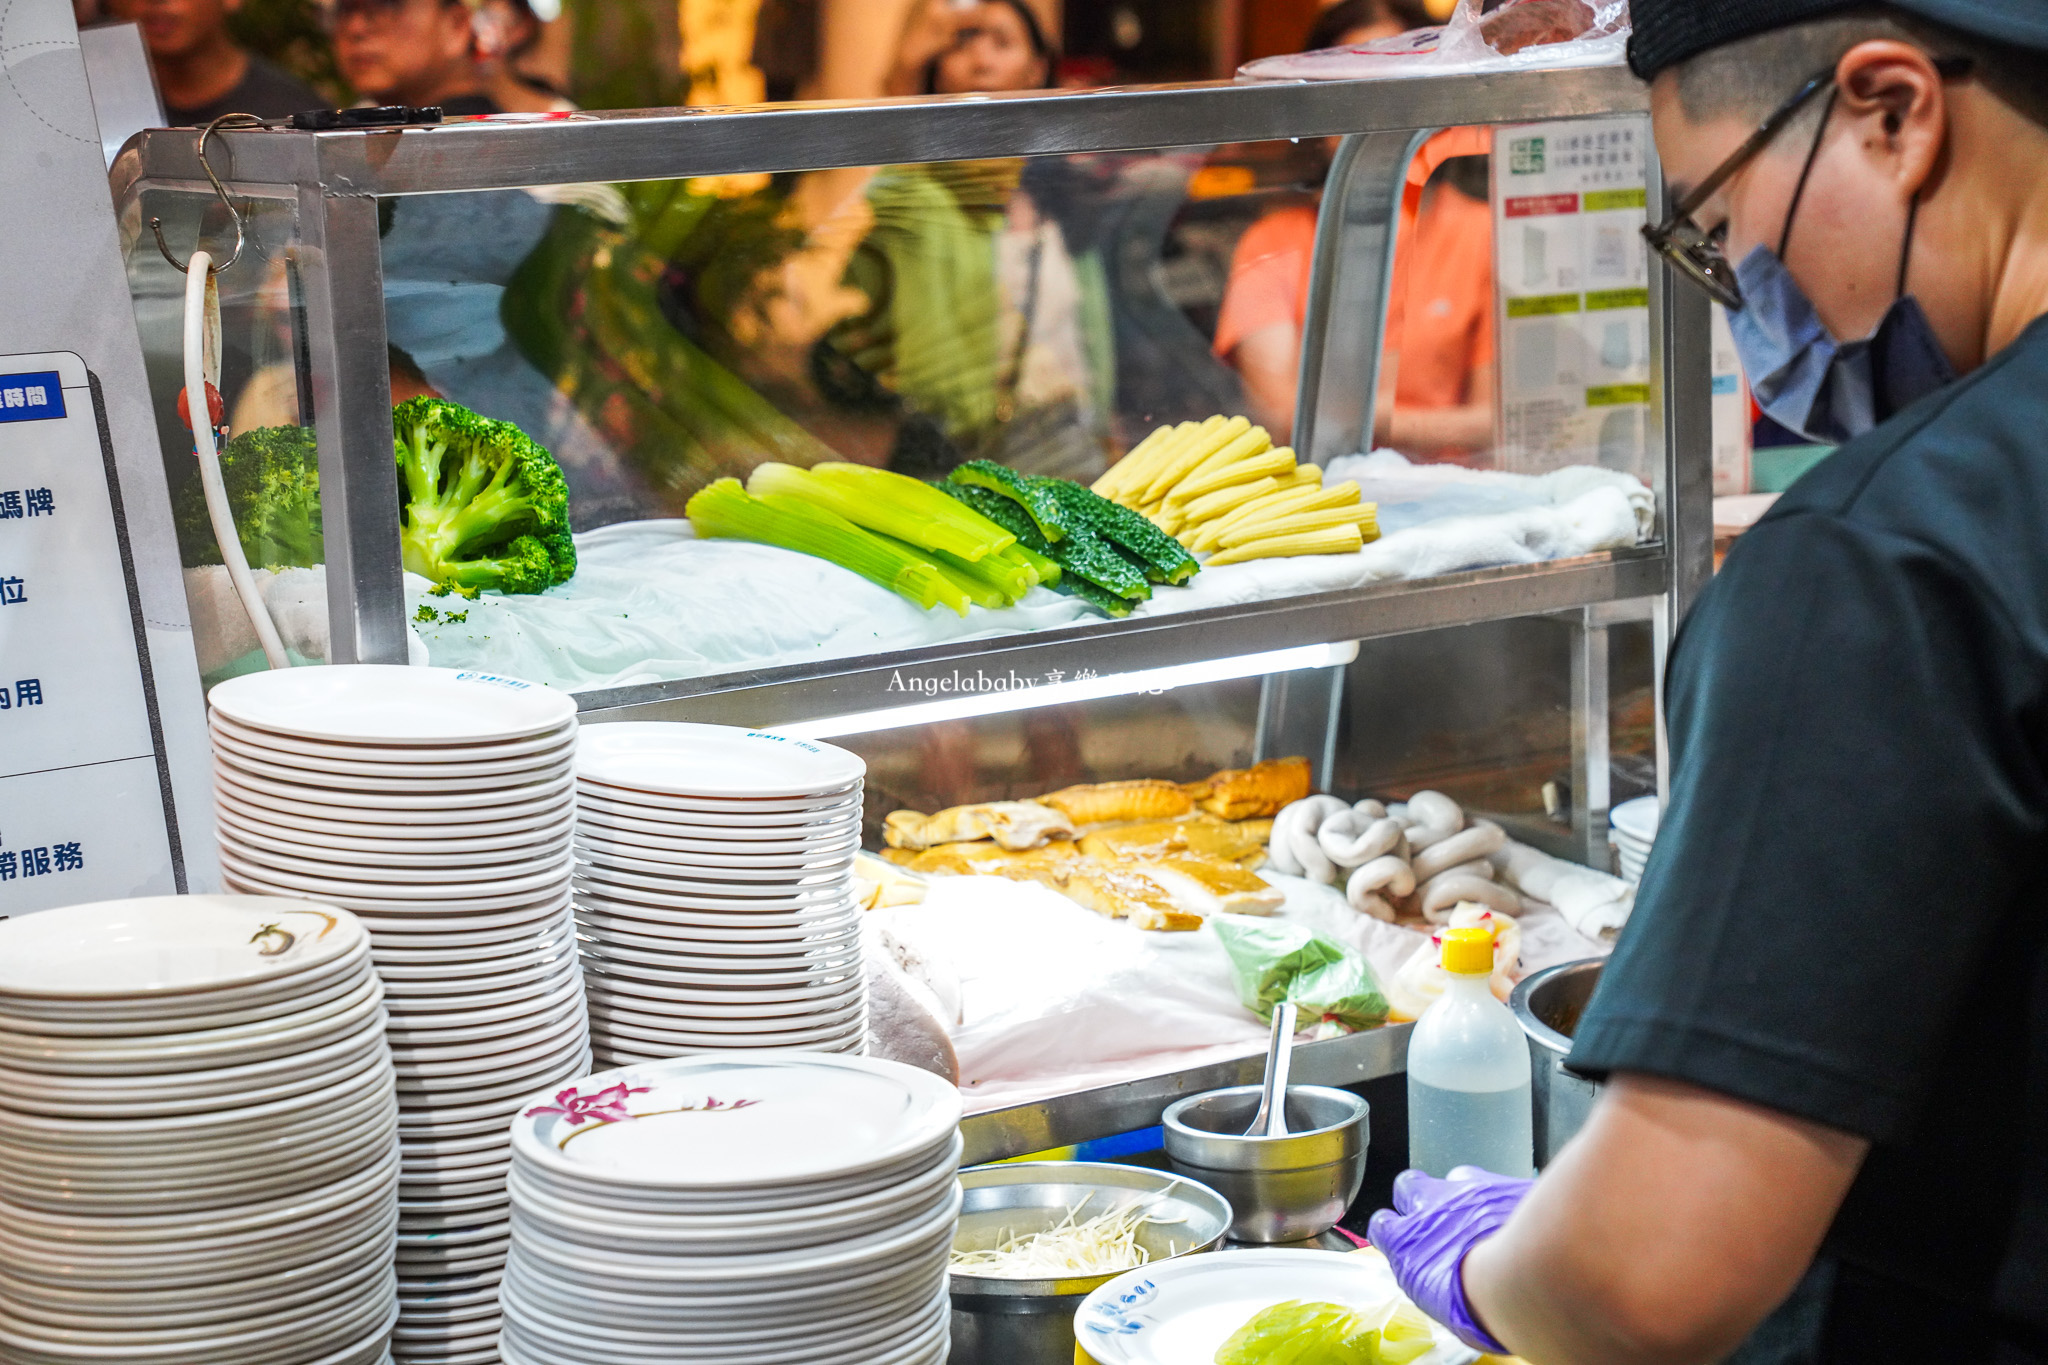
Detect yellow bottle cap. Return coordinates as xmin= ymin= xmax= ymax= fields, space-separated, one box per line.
xmin=1441 ymin=926 xmax=1494 ymax=976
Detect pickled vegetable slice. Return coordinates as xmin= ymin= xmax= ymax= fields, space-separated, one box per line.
xmin=1037 ymin=477 xmax=1201 ymax=585
xmin=949 ymin=460 xmax=1071 ymax=543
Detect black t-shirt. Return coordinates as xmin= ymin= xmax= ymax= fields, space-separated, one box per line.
xmin=166 ymin=54 xmax=324 ymax=127
xmin=1570 ymin=315 xmax=2048 ymax=1364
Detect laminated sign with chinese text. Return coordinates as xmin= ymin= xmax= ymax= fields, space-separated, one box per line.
xmin=1491 ymin=118 xmax=1654 ymax=477
xmin=0 ymin=0 xmax=212 ymax=915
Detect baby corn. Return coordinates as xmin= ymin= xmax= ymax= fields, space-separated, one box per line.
xmin=1205 ymin=525 xmax=1364 ymax=566
xmin=1168 ymin=446 xmax=1294 ymax=508
xmin=1217 ymin=503 xmax=1380 ymax=550
xmin=1111 ymin=409 xmax=1384 ymax=567
xmin=1129 ymin=418 xmax=1227 ymax=506
xmin=1178 ymin=427 xmax=1277 ymax=492
xmin=1192 ymin=481 xmax=1362 ymax=552
xmin=1173 ymin=475 xmax=1281 ymax=533
xmin=1095 ymin=423 xmax=1181 ymax=502
xmin=1139 ymin=417 xmax=1248 ymax=506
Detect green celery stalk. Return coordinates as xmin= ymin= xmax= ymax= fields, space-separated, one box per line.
xmin=876 ymin=535 xmax=1009 ymax=610
xmin=930 ymin=544 xmax=1038 ymax=602
xmin=687 ymin=478 xmax=969 ymax=616
xmin=1004 ymin=541 xmax=1061 ymax=588
xmin=751 ymin=462 xmax=1015 ymax=563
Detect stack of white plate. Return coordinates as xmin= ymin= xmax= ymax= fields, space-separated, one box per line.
xmin=0 ymin=896 xmax=399 ymax=1365
xmin=572 ymin=724 xmax=868 ymax=1067
xmin=499 ymin=1055 xmax=962 ymax=1364
xmin=1611 ymin=796 xmax=1661 ymax=886
xmin=206 ymin=665 xmax=591 ymax=1365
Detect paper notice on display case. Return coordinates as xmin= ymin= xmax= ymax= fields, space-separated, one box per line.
xmin=1711 ymin=302 xmax=1753 ymax=495
xmin=0 ymin=352 xmax=181 ymax=915
xmin=1491 ymin=118 xmax=1654 ymax=477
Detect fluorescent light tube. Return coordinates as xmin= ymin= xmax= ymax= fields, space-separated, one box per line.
xmin=773 ymin=641 xmax=1359 ymax=741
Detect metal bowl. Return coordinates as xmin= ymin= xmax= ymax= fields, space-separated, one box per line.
xmin=1511 ymin=958 xmax=1604 ymax=1166
xmin=1161 ymin=1085 xmax=1369 ymax=1245
xmin=947 ymin=1161 xmax=1231 ymax=1365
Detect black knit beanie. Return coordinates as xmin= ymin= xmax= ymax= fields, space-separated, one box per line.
xmin=1627 ymin=0 xmax=2048 ymax=80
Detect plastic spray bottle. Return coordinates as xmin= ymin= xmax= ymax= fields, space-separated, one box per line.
xmin=1406 ymin=925 xmax=1534 ymax=1179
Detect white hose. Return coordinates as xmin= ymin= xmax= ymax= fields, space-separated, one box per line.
xmin=185 ymin=250 xmax=288 ymax=670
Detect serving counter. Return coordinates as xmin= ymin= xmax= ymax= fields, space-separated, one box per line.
xmin=110 ymin=56 xmax=1707 ymax=1159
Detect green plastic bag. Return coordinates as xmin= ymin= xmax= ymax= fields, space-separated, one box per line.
xmin=1213 ymin=1299 xmax=1436 ymax=1365
xmin=1291 ymin=953 xmax=1391 ymax=1032
xmin=1212 ymin=919 xmax=1390 ymax=1033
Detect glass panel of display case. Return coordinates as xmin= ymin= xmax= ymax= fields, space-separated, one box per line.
xmin=122 ymin=187 xmax=321 ymax=684
xmin=366 ymin=125 xmax=1659 ymax=698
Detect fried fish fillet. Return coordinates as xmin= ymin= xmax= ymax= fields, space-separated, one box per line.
xmin=1079 ymin=813 xmax=1269 ymax=865
xmin=890 ymin=840 xmax=1082 ymax=889
xmin=1130 ymin=853 xmax=1285 ymax=917
xmin=1036 ymin=778 xmax=1195 ymax=826
xmin=1182 ymin=756 xmax=1312 ymax=820
xmin=1061 ymin=864 xmax=1204 ymax=932
xmin=883 ymin=801 xmax=1077 ymax=852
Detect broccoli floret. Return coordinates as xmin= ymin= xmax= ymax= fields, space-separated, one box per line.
xmin=393 ymin=397 xmax=576 ymax=595
xmin=172 ymin=425 xmax=323 ymax=571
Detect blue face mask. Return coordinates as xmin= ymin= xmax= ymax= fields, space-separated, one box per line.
xmin=1721 ymin=86 xmax=1958 ymax=446
xmin=1726 ymin=243 xmax=1959 ymax=446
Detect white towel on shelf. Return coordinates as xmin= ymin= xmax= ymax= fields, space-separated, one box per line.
xmin=405 ymin=454 xmax=1655 ymax=693
xmin=1492 ymin=838 xmax=1636 ymax=942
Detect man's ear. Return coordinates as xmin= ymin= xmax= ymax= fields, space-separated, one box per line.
xmin=1836 ymin=39 xmax=1951 ymax=201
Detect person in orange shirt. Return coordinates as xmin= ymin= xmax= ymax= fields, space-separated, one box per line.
xmin=1214 ymin=0 xmax=1497 ymax=460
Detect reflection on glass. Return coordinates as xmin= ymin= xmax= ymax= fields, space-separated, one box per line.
xmin=1214 ymin=130 xmax=1498 ymax=461
xmin=121 ymin=111 xmax=1662 ymax=698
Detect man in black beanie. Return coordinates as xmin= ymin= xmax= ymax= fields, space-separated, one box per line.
xmin=1368 ymin=5 xmax=2048 ymax=1363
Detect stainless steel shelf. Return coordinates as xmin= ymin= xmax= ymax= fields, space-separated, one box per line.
xmin=116 ymin=65 xmax=1646 ymax=198
xmin=959 ymin=1023 xmax=1412 ymax=1165
xmin=576 ymin=547 xmax=1669 ymax=727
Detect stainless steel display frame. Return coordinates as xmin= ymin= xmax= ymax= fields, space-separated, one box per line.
xmin=112 ymin=60 xmax=1712 ymax=1159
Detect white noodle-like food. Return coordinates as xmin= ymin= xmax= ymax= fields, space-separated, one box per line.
xmin=950 ymin=1188 xmax=1184 ymax=1279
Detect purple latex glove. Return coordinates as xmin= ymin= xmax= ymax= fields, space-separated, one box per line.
xmin=1367 ymin=1166 xmax=1533 ymax=1354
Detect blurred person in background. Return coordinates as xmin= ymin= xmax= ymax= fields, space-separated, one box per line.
xmin=823 ymin=0 xmax=1102 ymax=796
xmin=817 ymin=0 xmax=1113 ymax=483
xmin=471 ymin=0 xmax=573 ymax=114
xmin=108 ymin=0 xmax=322 ymax=125
xmin=329 ymin=0 xmax=495 ymax=114
xmin=1213 ymin=0 xmax=1498 ymax=459
xmin=886 ymin=0 xmax=1052 ymax=97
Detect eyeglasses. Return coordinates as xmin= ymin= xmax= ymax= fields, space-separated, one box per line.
xmin=1643 ymin=55 xmax=1973 ymax=310
xmin=1642 ymin=68 xmax=1837 ymax=310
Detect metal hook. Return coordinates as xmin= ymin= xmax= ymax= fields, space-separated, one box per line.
xmin=150 ymin=113 xmax=266 ymax=275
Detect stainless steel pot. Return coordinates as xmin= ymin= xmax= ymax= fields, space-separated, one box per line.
xmin=1161 ymin=1085 xmax=1369 ymax=1245
xmin=1510 ymin=958 xmax=1604 ymax=1167
xmin=947 ymin=1161 xmax=1231 ymax=1365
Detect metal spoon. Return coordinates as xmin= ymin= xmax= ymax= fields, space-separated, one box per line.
xmin=1247 ymin=1000 xmax=1298 ymax=1137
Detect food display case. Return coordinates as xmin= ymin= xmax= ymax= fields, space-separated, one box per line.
xmin=109 ymin=60 xmax=1711 ymax=1163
